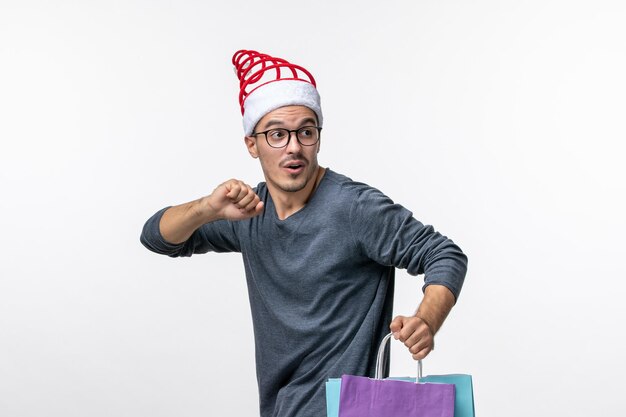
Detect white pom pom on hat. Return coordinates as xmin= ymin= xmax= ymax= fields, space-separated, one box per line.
xmin=232 ymin=50 xmax=323 ymax=136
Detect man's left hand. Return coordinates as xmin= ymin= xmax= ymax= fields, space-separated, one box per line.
xmin=389 ymin=315 xmax=434 ymax=361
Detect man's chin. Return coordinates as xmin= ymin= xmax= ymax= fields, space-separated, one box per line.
xmin=278 ymin=181 xmax=307 ymax=193
xmin=266 ymin=168 xmax=317 ymax=194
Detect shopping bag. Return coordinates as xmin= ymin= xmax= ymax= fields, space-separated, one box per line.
xmin=326 ymin=332 xmax=455 ymax=417
xmin=339 ymin=374 xmax=455 ymax=417
xmin=325 ymin=378 xmax=342 ymax=417
xmin=419 ymin=374 xmax=474 ymax=417
xmin=325 ymin=332 xmax=474 ymax=417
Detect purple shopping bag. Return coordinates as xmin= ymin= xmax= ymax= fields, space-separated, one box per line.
xmin=337 ymin=333 xmax=455 ymax=417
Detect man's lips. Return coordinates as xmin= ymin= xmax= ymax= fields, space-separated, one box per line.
xmin=281 ymin=160 xmax=305 ymax=169
xmin=281 ymin=160 xmax=306 ymax=174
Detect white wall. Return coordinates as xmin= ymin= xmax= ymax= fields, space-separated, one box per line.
xmin=1 ymin=1 xmax=625 ymax=416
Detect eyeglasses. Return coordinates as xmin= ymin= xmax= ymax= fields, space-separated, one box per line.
xmin=252 ymin=126 xmax=322 ymax=148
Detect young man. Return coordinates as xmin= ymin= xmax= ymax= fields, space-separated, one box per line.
xmin=141 ymin=50 xmax=467 ymax=417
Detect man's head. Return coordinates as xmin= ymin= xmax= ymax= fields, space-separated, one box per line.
xmin=233 ymin=50 xmax=324 ymax=198
xmin=244 ymin=105 xmax=321 ymax=194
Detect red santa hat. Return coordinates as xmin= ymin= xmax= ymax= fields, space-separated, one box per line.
xmin=232 ymin=49 xmax=323 ymax=136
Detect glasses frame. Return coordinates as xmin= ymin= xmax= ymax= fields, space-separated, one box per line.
xmin=252 ymin=126 xmax=322 ymax=148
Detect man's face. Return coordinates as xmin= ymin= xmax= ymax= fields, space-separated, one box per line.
xmin=245 ymin=105 xmax=321 ymax=196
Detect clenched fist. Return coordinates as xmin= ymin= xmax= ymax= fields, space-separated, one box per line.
xmin=201 ymin=179 xmax=264 ymax=222
xmin=389 ymin=315 xmax=435 ymax=361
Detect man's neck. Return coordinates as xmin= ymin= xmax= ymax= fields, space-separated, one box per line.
xmin=268 ymin=166 xmax=326 ymax=220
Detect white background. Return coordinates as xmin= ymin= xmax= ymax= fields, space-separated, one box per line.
xmin=1 ymin=1 xmax=625 ymax=416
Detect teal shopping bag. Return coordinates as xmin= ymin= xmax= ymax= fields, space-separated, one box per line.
xmin=325 ymin=378 xmax=341 ymax=417
xmin=419 ymin=374 xmax=474 ymax=417
xmin=325 ymin=333 xmax=474 ymax=417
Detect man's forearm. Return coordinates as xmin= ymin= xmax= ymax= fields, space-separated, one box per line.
xmin=415 ymin=284 xmax=456 ymax=335
xmin=157 ymin=179 xmax=265 ymax=245
xmin=159 ymin=199 xmax=214 ymax=245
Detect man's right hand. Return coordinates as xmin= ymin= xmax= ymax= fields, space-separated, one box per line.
xmin=159 ymin=179 xmax=264 ymax=244
xmin=200 ymin=179 xmax=264 ymax=222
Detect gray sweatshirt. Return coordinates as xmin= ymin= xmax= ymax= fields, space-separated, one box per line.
xmin=140 ymin=169 xmax=467 ymax=417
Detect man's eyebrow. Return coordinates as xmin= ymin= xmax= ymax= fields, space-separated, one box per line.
xmin=261 ymin=117 xmax=318 ymax=130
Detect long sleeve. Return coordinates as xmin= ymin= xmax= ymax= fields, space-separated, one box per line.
xmin=349 ymin=186 xmax=467 ymax=300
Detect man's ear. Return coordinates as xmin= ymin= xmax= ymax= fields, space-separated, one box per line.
xmin=244 ymin=136 xmax=259 ymax=158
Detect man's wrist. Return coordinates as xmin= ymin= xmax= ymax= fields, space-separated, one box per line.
xmin=415 ymin=315 xmax=436 ymax=336
xmin=192 ymin=197 xmax=220 ymax=224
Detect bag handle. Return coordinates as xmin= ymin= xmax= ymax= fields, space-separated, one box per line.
xmin=374 ymin=332 xmax=423 ymax=381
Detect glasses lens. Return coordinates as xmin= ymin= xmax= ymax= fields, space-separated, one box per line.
xmin=296 ymin=127 xmax=320 ymax=145
xmin=266 ymin=129 xmax=290 ymax=147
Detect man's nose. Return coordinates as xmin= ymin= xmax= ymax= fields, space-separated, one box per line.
xmin=285 ymin=131 xmax=302 ymax=152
